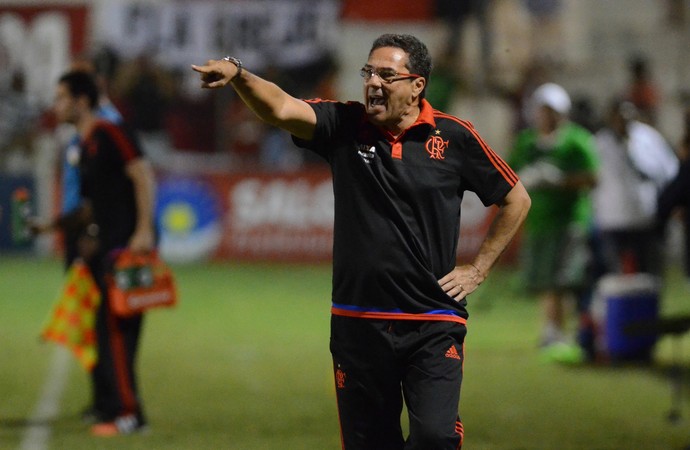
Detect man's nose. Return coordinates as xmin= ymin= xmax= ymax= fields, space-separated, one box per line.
xmin=365 ymin=73 xmax=383 ymax=87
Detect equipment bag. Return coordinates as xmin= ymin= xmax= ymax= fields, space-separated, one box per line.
xmin=107 ymin=250 xmax=177 ymax=317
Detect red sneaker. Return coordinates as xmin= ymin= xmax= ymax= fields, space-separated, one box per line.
xmin=90 ymin=422 xmax=118 ymax=437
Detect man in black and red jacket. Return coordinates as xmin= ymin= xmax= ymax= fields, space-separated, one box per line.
xmin=53 ymin=70 xmax=156 ymax=435
xmin=193 ymin=34 xmax=530 ymax=449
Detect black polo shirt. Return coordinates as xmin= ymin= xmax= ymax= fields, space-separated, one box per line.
xmin=80 ymin=120 xmax=143 ymax=252
xmin=294 ymin=99 xmax=517 ymax=324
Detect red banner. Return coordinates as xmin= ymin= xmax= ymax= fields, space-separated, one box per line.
xmin=0 ymin=5 xmax=88 ymax=56
xmin=154 ymin=169 xmax=515 ymax=264
xmin=0 ymin=5 xmax=89 ymax=107
xmin=341 ymin=0 xmax=433 ymax=21
xmin=207 ymin=170 xmax=334 ymax=262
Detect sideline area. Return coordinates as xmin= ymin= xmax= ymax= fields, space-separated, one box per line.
xmin=19 ymin=347 xmax=71 ymax=450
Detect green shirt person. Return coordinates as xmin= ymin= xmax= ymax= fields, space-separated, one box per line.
xmin=508 ymin=83 xmax=598 ymax=362
xmin=510 ymin=121 xmax=598 ymax=233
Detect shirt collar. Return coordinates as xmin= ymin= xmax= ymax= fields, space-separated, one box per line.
xmin=415 ymin=99 xmax=436 ymax=128
xmin=375 ymin=99 xmax=437 ymax=142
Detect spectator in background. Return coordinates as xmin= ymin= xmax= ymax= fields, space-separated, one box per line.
xmin=90 ymin=46 xmax=121 ymax=94
xmin=493 ymin=58 xmax=552 ymax=134
xmin=658 ymin=107 xmax=690 ymax=279
xmin=222 ymin=97 xmax=267 ymax=167
xmin=523 ymin=0 xmax=565 ymax=65
xmin=593 ymin=99 xmax=678 ymax=277
xmin=569 ymin=95 xmax=600 ymax=133
xmin=434 ymin=0 xmax=493 ymax=91
xmin=256 ymin=54 xmax=340 ymax=170
xmin=112 ymin=54 xmax=176 ymax=154
xmin=0 ymin=70 xmax=40 ymax=173
xmin=508 ymin=82 xmax=598 ymax=363
xmin=625 ymin=55 xmax=660 ymax=126
xmin=677 ymin=107 xmax=690 ymax=161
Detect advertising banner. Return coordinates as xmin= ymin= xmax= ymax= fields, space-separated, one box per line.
xmin=155 ymin=170 xmax=506 ymax=264
xmin=156 ymin=170 xmax=333 ymax=262
xmin=93 ymin=0 xmax=339 ymax=71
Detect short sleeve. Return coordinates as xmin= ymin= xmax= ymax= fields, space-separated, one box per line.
xmin=292 ymin=100 xmax=364 ymax=160
xmin=459 ymin=125 xmax=517 ymax=206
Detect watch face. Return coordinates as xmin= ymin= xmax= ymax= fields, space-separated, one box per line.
xmin=223 ymin=57 xmax=241 ymax=71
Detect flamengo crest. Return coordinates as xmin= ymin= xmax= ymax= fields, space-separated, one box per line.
xmin=425 ymin=131 xmax=448 ymax=160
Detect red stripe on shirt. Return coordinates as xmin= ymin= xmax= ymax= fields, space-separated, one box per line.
xmin=98 ymin=121 xmax=139 ymax=162
xmin=434 ymin=112 xmax=518 ymax=186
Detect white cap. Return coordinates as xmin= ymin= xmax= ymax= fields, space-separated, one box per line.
xmin=531 ymin=82 xmax=571 ymax=115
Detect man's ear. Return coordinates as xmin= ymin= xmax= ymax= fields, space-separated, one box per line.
xmin=413 ymin=77 xmax=426 ymax=98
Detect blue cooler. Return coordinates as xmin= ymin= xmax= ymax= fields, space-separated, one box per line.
xmin=593 ymin=274 xmax=660 ymax=361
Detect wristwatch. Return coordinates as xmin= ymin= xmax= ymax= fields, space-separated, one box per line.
xmin=222 ymin=56 xmax=243 ymax=81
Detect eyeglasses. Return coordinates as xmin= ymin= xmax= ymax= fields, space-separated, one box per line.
xmin=360 ymin=66 xmax=422 ymax=84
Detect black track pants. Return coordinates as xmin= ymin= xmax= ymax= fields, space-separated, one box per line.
xmin=330 ymin=316 xmax=466 ymax=450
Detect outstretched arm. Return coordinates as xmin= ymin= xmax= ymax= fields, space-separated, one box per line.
xmin=439 ymin=181 xmax=531 ymax=301
xmin=191 ymin=58 xmax=317 ymax=140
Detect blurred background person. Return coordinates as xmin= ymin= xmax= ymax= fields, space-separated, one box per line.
xmin=111 ymin=53 xmax=176 ymax=156
xmin=593 ymin=99 xmax=678 ymax=277
xmin=33 ymin=55 xmax=125 ymax=419
xmin=508 ymin=82 xmax=598 ymax=362
xmin=434 ymin=0 xmax=493 ymax=91
xmin=58 ymin=54 xmax=123 ymax=270
xmin=658 ymin=107 xmax=690 ymax=281
xmin=49 ymin=70 xmax=155 ymax=435
xmin=524 ymin=0 xmax=565 ymax=66
xmin=491 ymin=57 xmax=553 ymax=135
xmin=58 ymin=55 xmax=125 ymax=425
xmin=0 ymin=70 xmax=40 ymax=173
xmin=624 ymin=54 xmax=661 ymax=126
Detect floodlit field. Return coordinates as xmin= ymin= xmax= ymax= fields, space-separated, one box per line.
xmin=1 ymin=255 xmax=690 ymax=449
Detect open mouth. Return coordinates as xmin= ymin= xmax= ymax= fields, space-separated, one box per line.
xmin=368 ymin=95 xmax=386 ymax=108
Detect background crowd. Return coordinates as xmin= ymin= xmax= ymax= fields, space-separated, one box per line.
xmin=1 ymin=0 xmax=688 ymax=173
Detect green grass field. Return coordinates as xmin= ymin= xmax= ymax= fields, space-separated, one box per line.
xmin=2 ymin=254 xmax=690 ymax=449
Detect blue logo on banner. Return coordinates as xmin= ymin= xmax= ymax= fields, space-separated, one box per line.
xmin=156 ymin=178 xmax=222 ymax=262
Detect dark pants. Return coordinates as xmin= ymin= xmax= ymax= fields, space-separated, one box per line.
xmin=599 ymin=228 xmax=664 ymax=276
xmin=89 ymin=255 xmax=146 ymax=423
xmin=330 ymin=316 xmax=466 ymax=450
